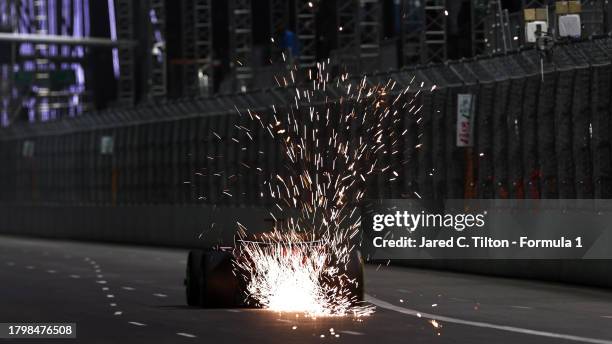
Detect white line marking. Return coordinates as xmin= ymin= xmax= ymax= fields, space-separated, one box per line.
xmin=177 ymin=333 xmax=197 ymax=338
xmin=97 ymin=274 xmax=104 ymax=278
xmin=366 ymin=295 xmax=612 ymax=344
xmin=25 ymin=265 xmax=35 ymax=270
xmin=511 ymin=306 xmax=533 ymax=310
xmin=449 ymin=297 xmax=471 ymax=302
xmin=69 ymin=274 xmax=80 ymax=279
xmin=226 ymin=309 xmax=241 ymax=313
xmin=97 ymin=280 xmax=107 ymax=284
xmin=153 ymin=293 xmax=167 ymax=298
xmin=128 ymin=322 xmax=146 ymax=327
xmin=46 ymin=270 xmax=56 ymax=274
xmin=110 ymin=303 xmax=117 ymax=307
xmin=339 ymin=331 xmax=364 ymax=336
xmin=107 ymin=294 xmax=115 ymax=298
xmin=102 ymin=287 xmax=109 ymax=291
xmin=602 ymin=316 xmax=612 ymax=319
xmin=122 ymin=286 xmax=135 ymax=291
xmin=114 ymin=311 xmax=122 ymax=316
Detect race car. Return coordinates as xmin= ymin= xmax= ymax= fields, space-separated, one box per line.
xmin=184 ymin=232 xmax=364 ymax=308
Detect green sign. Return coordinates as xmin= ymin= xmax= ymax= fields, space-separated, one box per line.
xmin=14 ymin=70 xmax=77 ymax=89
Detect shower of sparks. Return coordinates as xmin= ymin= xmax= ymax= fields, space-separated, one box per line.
xmin=234 ymin=232 xmax=369 ymax=317
xmin=194 ymin=59 xmax=434 ymax=316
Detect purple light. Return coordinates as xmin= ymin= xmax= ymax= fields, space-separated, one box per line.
xmin=108 ymin=0 xmax=120 ymax=78
xmin=84 ymin=0 xmax=90 ymax=37
xmin=48 ymin=0 xmax=58 ymax=56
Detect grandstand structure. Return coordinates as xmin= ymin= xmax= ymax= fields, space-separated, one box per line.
xmin=5 ymin=0 xmax=610 ymax=125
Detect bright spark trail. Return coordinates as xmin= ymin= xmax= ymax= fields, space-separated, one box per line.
xmin=199 ymin=60 xmax=434 ymax=317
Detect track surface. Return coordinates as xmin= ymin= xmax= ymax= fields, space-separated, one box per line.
xmin=1 ymin=235 xmax=611 ymax=344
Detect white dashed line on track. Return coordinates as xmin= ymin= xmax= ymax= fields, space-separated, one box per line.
xmin=339 ymin=331 xmax=364 ymax=336
xmin=107 ymin=294 xmax=115 ymax=298
xmin=114 ymin=311 xmax=123 ymax=316
xmin=177 ymin=332 xmax=197 ymax=338
xmin=153 ymin=293 xmax=167 ymax=298
xmin=46 ymin=270 xmax=57 ymax=274
xmin=25 ymin=266 xmax=35 ymax=270
xmin=122 ymin=286 xmax=135 ymax=291
xmin=511 ymin=306 xmax=533 ymax=310
xmin=109 ymin=303 xmax=117 ymax=307
xmin=97 ymin=280 xmax=107 ymax=284
xmin=69 ymin=274 xmax=80 ymax=279
xmin=367 ymin=294 xmax=612 ymax=344
xmin=276 ymin=319 xmax=292 ymax=324
xmin=128 ymin=322 xmax=146 ymax=327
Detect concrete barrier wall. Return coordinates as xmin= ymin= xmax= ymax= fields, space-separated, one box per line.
xmin=0 ymin=204 xmax=270 ymax=248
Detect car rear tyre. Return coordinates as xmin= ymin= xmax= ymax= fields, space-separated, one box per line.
xmin=186 ymin=250 xmax=204 ymax=306
xmin=201 ymin=251 xmax=241 ymax=308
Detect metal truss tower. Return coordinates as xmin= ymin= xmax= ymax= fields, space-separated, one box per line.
xmin=116 ymin=0 xmax=135 ymax=106
xmin=335 ymin=0 xmax=360 ymax=71
xmin=33 ymin=0 xmax=49 ymax=120
xmin=581 ymin=0 xmax=606 ymax=36
xmin=471 ymin=0 xmax=490 ymax=56
xmin=295 ymin=0 xmax=317 ymax=68
xmin=359 ymin=0 xmax=381 ymax=71
xmin=402 ymin=0 xmax=424 ymax=65
xmin=423 ymin=0 xmax=447 ymax=63
xmin=182 ymin=0 xmax=213 ymax=97
xmin=402 ymin=0 xmax=447 ymax=65
xmin=270 ymin=0 xmax=289 ymax=62
xmin=148 ymin=0 xmax=167 ymax=100
xmin=229 ymin=0 xmax=253 ymax=91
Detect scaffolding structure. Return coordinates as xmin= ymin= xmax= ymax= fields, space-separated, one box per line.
xmin=148 ymin=0 xmax=167 ymax=100
xmin=402 ymin=0 xmax=447 ymax=65
xmin=581 ymin=0 xmax=606 ymax=36
xmin=335 ymin=0 xmax=360 ymax=71
xmin=471 ymin=0 xmax=490 ymax=56
xmin=182 ymin=0 xmax=213 ymax=97
xmin=359 ymin=0 xmax=381 ymax=71
xmin=116 ymin=0 xmax=135 ymax=106
xmin=270 ymin=0 xmax=289 ymax=62
xmin=295 ymin=0 xmax=317 ymax=68
xmin=229 ymin=0 xmax=253 ymax=91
